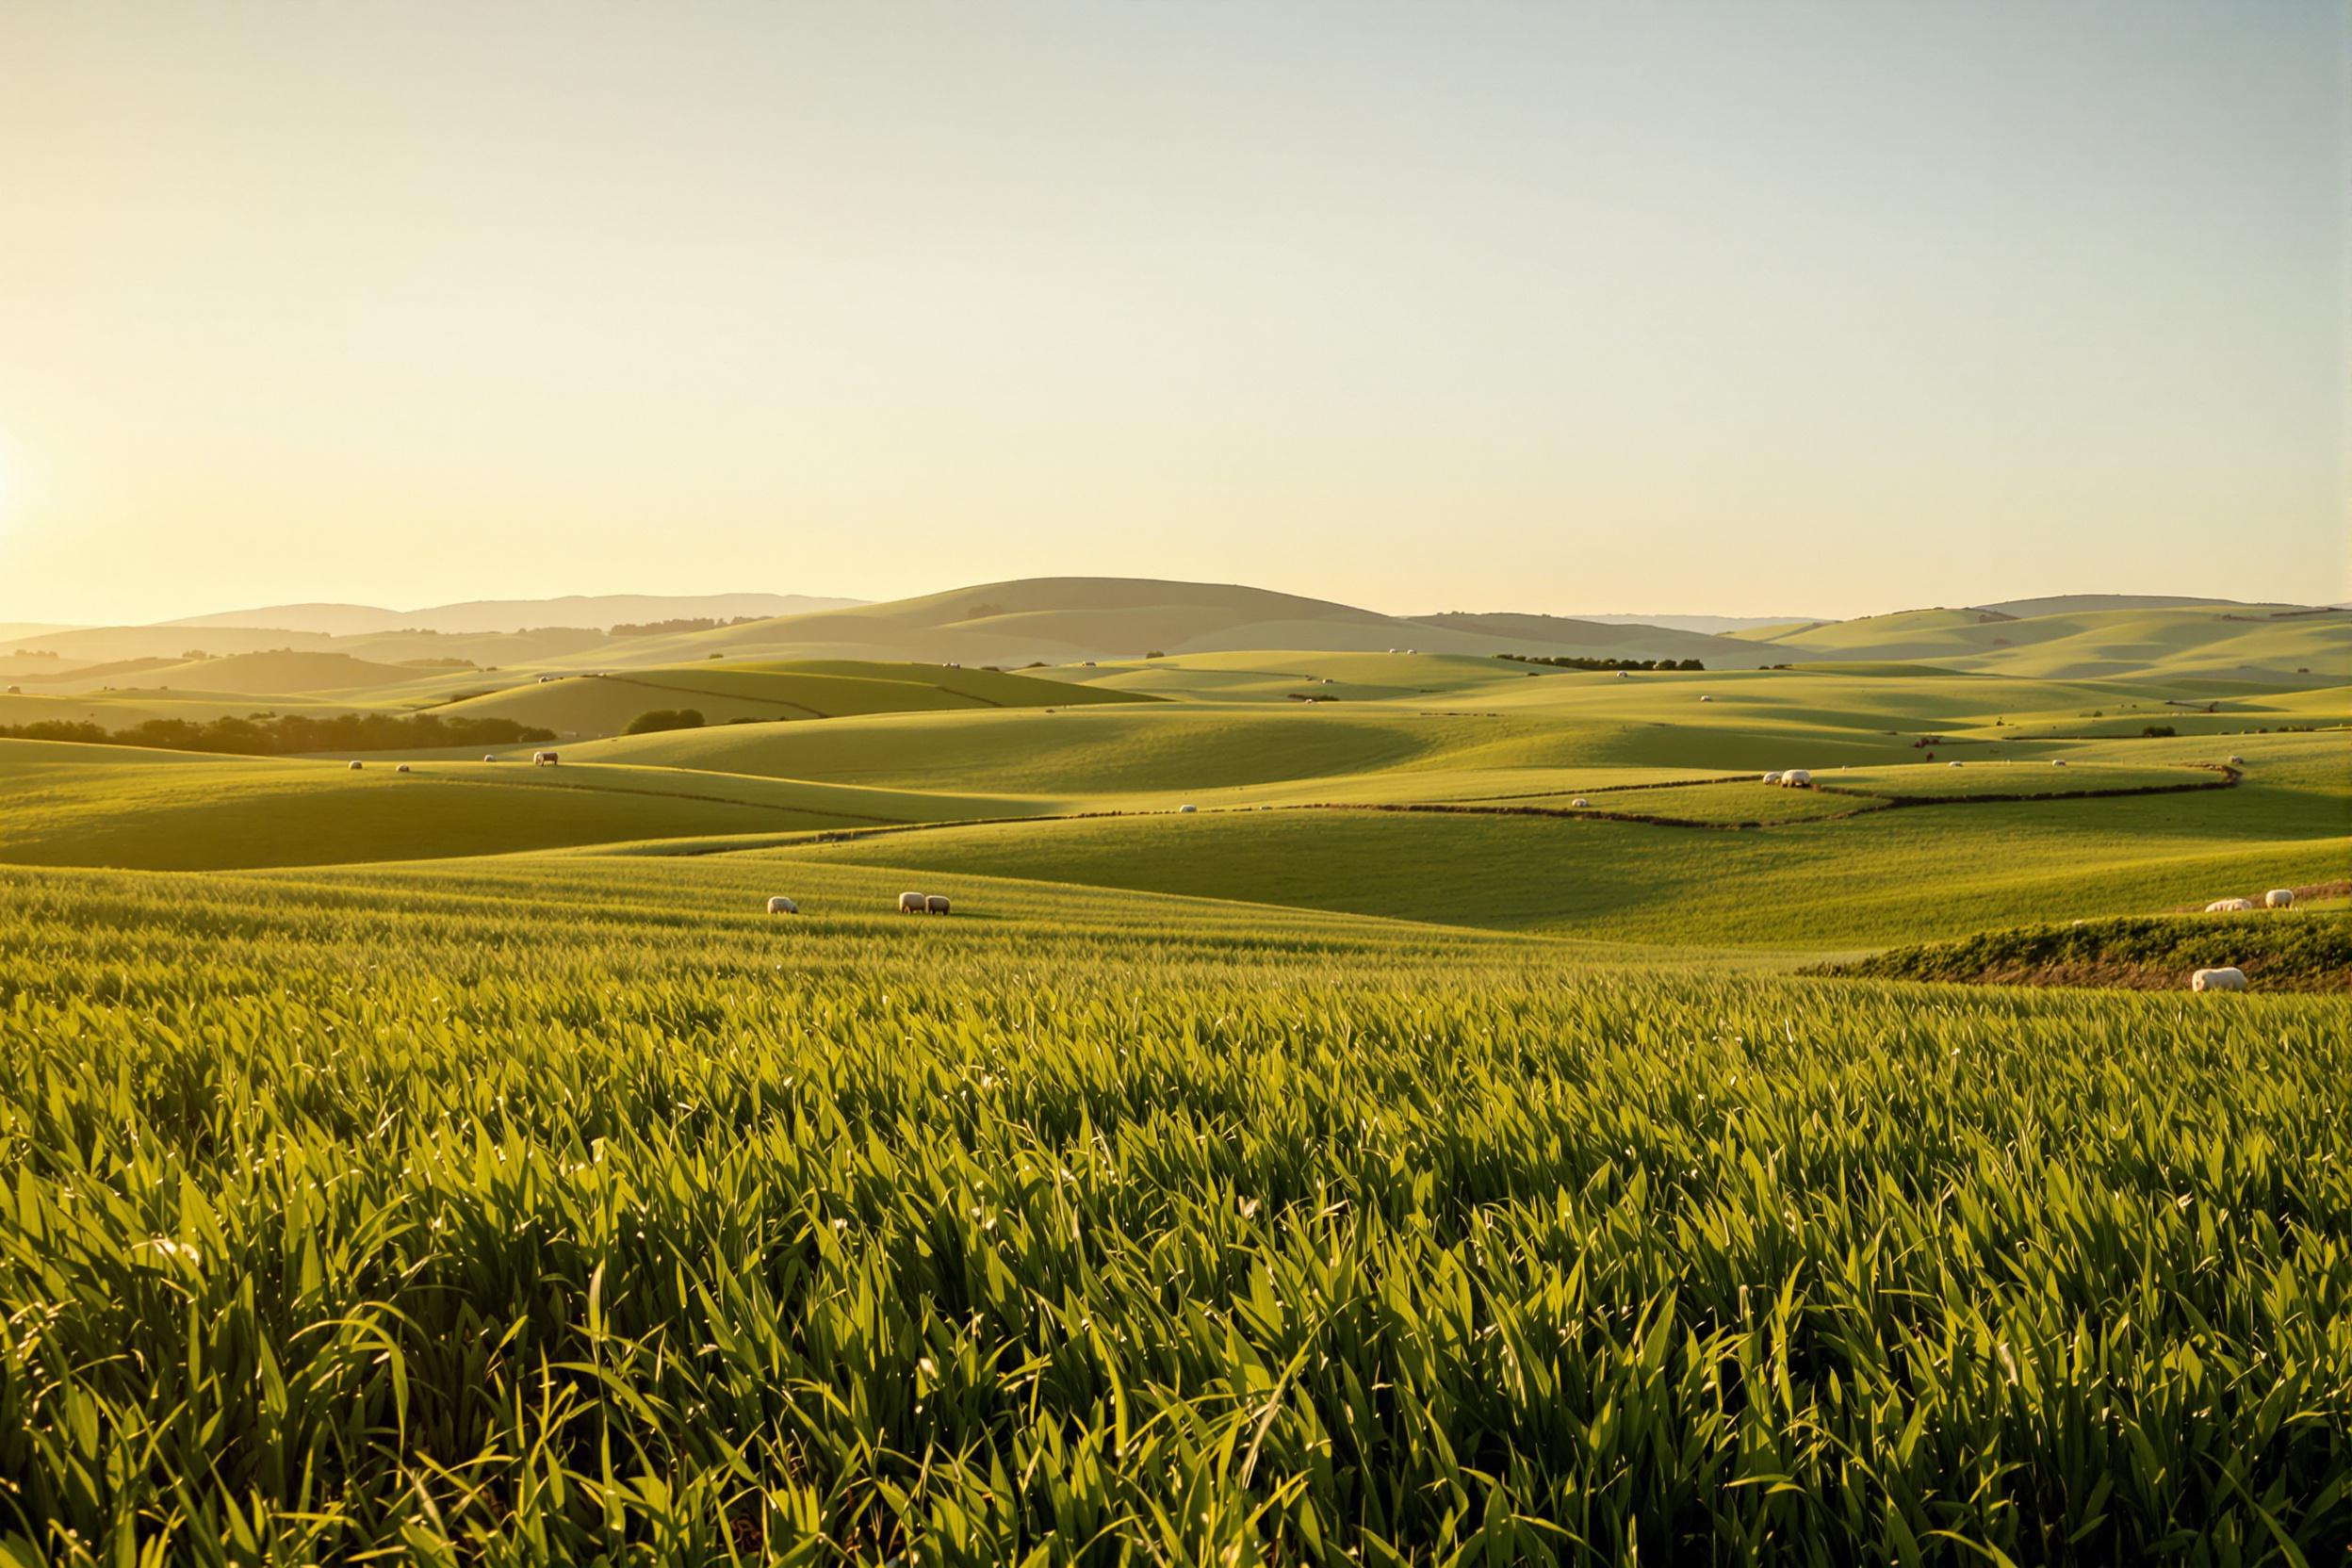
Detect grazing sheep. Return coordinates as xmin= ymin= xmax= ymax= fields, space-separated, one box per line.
xmin=2051 ymin=760 xmax=2067 ymax=767
xmin=898 ymin=891 xmax=927 ymax=914
xmin=396 ymin=763 xmax=411 ymax=774
xmin=1571 ymin=797 xmax=1590 ymax=808
xmin=1761 ymin=771 xmax=1783 ymax=784
xmin=532 ymin=750 xmax=559 ymax=766
xmin=482 ymin=754 xmax=498 ymax=762
xmin=2191 ymin=967 xmax=2247 ymax=992
xmin=347 ymin=760 xmax=364 ymax=771
xmin=2265 ymin=889 xmax=2295 ymax=908
xmin=1781 ymin=769 xmax=1812 ymax=788
xmin=2227 ymin=756 xmax=2245 ymax=765
xmin=1178 ymin=804 xmax=1198 ymax=813
xmin=1614 ymin=671 xmax=1630 ymax=679
xmin=1949 ymin=761 xmax=1963 ymax=768
xmin=766 ymin=896 xmax=799 ymax=915
xmin=2204 ymin=898 xmax=2257 ymax=912
xmin=925 ymin=894 xmax=951 ymax=915
xmin=1699 ymin=694 xmax=1714 ymax=702
xmin=537 ymin=675 xmax=558 ymax=684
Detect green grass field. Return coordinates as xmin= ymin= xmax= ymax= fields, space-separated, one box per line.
xmin=0 ymin=602 xmax=2345 ymax=1561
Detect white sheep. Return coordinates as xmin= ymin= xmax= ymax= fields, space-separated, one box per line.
xmin=925 ymin=894 xmax=952 ymax=915
xmin=2051 ymin=760 xmax=2067 ymax=767
xmin=1949 ymin=761 xmax=1963 ymax=768
xmin=1761 ymin=771 xmax=1783 ymax=785
xmin=766 ymin=896 xmax=799 ymax=915
xmin=1699 ymin=694 xmax=1714 ymax=702
xmin=396 ymin=763 xmax=412 ymax=774
xmin=2227 ymin=756 xmax=2245 ymax=765
xmin=483 ymin=754 xmax=498 ymax=762
xmin=2264 ymin=889 xmax=2295 ymax=909
xmin=1571 ymin=797 xmax=1590 ymax=808
xmin=347 ymin=760 xmax=364 ymax=771
xmin=1178 ymin=804 xmax=1198 ymax=813
xmin=2204 ymin=898 xmax=2257 ymax=912
xmin=532 ymin=751 xmax=559 ymax=767
xmin=898 ymin=891 xmax=927 ymax=914
xmin=1781 ymin=769 xmax=1812 ymax=787
xmin=2191 ymin=967 xmax=2247 ymax=992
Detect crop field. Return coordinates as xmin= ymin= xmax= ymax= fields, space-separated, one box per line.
xmin=1 ymin=860 xmax=2348 ymax=1562
xmin=0 ymin=605 xmax=2344 ymax=1563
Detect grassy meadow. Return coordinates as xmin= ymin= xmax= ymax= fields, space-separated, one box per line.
xmin=0 ymin=585 xmax=2344 ymax=1562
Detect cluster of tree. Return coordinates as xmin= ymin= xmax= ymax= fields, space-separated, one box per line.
xmin=608 ymin=615 xmax=764 ymax=639
xmin=624 ymin=709 xmax=706 ymax=735
xmin=1495 ymin=653 xmax=1707 ymax=671
xmin=0 ymin=711 xmax=555 ymax=755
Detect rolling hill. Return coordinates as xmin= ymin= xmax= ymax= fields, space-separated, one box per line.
xmin=1748 ymin=603 xmax=2347 ymax=681
xmin=563 ymin=578 xmax=1781 ymax=668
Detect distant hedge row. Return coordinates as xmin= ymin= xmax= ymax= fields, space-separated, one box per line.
xmin=0 ymin=711 xmax=556 ymax=756
xmin=1497 ymin=653 xmax=1707 ymax=671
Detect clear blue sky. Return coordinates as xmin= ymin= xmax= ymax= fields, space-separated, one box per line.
xmin=0 ymin=0 xmax=2342 ymax=623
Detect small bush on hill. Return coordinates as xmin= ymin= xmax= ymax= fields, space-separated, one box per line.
xmin=625 ymin=709 xmax=706 ymax=736
xmin=1822 ymin=913 xmax=2347 ymax=992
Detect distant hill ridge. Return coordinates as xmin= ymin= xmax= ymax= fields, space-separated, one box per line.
xmin=159 ymin=593 xmax=867 ymax=636
xmin=11 ymin=579 xmax=2338 ymax=685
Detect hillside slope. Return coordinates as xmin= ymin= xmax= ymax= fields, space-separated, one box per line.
xmin=430 ymin=658 xmax=1150 ymax=740
xmin=14 ymin=650 xmax=440 ymax=698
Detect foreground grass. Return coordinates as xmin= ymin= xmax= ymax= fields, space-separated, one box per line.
xmin=1 ymin=858 xmax=2348 ymax=1563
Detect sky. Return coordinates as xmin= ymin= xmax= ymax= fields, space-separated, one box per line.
xmin=0 ymin=0 xmax=2343 ymax=626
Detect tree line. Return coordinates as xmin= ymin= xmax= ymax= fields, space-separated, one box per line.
xmin=1495 ymin=653 xmax=1707 ymax=671
xmin=0 ymin=710 xmax=555 ymax=755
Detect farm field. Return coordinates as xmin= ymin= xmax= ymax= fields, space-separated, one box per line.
xmin=2 ymin=854 xmax=2348 ymax=1562
xmin=0 ymin=582 xmax=2344 ymax=1561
